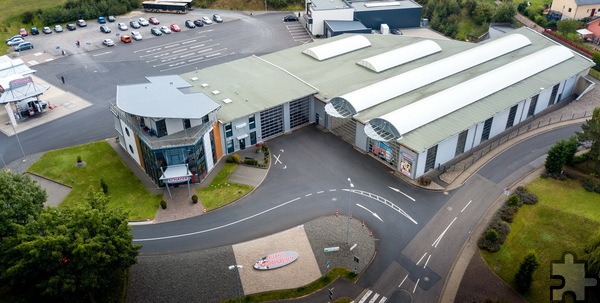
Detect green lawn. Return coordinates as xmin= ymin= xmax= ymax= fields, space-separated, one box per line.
xmin=481 ymin=178 xmax=600 ymax=301
xmin=197 ymin=163 xmax=253 ymax=210
xmin=28 ymin=141 xmax=162 ymax=221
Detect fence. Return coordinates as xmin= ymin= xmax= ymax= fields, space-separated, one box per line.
xmin=542 ymin=29 xmax=594 ymax=58
xmin=433 ymin=110 xmax=593 ymax=175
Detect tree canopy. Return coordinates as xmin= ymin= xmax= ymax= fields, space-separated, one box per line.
xmin=0 ymin=187 xmax=140 ymax=302
xmin=0 ymin=171 xmax=47 ymax=240
xmin=557 ymin=20 xmax=583 ymax=39
xmin=577 ymin=108 xmax=600 ymax=174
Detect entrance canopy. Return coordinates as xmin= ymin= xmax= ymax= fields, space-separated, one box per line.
xmin=0 ymin=75 xmax=50 ymax=104
xmin=159 ymin=164 xmax=192 ymax=184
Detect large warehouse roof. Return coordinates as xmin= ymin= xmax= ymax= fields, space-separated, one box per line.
xmin=180 ymin=27 xmax=594 ymax=151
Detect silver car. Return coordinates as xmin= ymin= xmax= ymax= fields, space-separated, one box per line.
xmin=102 ymin=38 xmax=115 ymax=46
xmin=138 ymin=17 xmax=150 ymax=26
xmin=54 ymin=25 xmax=63 ymax=32
xmin=131 ymin=31 xmax=142 ymax=41
xmin=118 ymin=23 xmax=128 ymax=31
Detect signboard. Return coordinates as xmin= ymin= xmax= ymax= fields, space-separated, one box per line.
xmin=9 ymin=76 xmax=33 ymax=90
xmin=253 ymin=251 xmax=299 ymax=270
xmin=164 ymin=176 xmax=190 ymax=184
xmin=324 ymin=247 xmax=340 ymax=253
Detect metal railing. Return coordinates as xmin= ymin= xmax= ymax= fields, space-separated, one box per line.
xmin=433 ymin=110 xmax=593 ymax=175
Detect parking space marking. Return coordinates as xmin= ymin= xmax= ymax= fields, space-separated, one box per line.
xmin=134 ymin=36 xmax=207 ymax=54
xmin=159 ymin=52 xmax=232 ymax=72
xmin=137 ymin=39 xmax=213 ymax=58
xmin=153 ymin=47 xmax=226 ymax=67
xmin=93 ymin=51 xmax=113 ymax=57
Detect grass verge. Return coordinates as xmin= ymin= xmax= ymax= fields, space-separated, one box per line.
xmin=197 ymin=163 xmax=253 ymax=210
xmin=221 ymin=267 xmax=357 ymax=303
xmin=481 ymin=178 xmax=600 ymax=301
xmin=27 ymin=140 xmax=162 ymax=221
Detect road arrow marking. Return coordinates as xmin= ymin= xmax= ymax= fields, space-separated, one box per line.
xmin=388 ymin=186 xmax=415 ymax=201
xmin=356 ymin=204 xmax=383 ymax=222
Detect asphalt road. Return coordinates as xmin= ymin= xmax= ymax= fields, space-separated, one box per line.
xmin=0 ymin=10 xmax=585 ymax=302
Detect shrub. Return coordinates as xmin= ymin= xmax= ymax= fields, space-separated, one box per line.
xmin=498 ymin=204 xmax=519 ymax=223
xmin=192 ymin=195 xmax=198 ymax=204
xmin=77 ymin=155 xmax=82 ymax=163
xmin=479 ymin=218 xmax=511 ymax=252
xmin=244 ymin=158 xmax=258 ymax=166
xmin=418 ymin=176 xmax=432 ymax=186
xmin=100 ymin=178 xmax=108 ymax=194
xmin=484 ymin=229 xmax=499 ymax=242
xmin=581 ymin=177 xmax=600 ymax=193
xmin=506 ymin=194 xmax=521 ymax=207
xmin=160 ymin=200 xmax=167 ymax=209
xmin=232 ymin=153 xmax=242 ymax=164
xmin=226 ymin=156 xmax=236 ymax=163
xmin=514 ymin=252 xmax=540 ymax=293
xmin=515 ymin=186 xmax=539 ymax=205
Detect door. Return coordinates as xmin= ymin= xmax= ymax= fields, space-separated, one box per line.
xmin=239 ymin=138 xmax=246 ymax=150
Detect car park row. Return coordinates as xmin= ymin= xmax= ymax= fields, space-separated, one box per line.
xmin=7 ymin=13 xmax=225 ymax=52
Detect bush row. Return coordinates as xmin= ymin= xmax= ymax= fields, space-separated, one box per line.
xmin=22 ymin=0 xmax=139 ymax=26
xmin=225 ymin=144 xmax=270 ymax=168
xmin=478 ymin=187 xmax=538 ymax=252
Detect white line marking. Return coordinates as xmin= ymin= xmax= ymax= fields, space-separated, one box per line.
xmin=461 ymin=200 xmax=472 ymax=213
xmin=424 ymin=255 xmax=431 ymax=268
xmin=134 ymin=36 xmax=206 ymax=53
xmin=159 ymin=53 xmax=231 ymax=72
xmin=179 ymin=53 xmax=195 ymax=58
xmin=164 ymin=44 xmax=179 ymax=49
xmin=329 ymin=189 xmax=336 ymax=192
xmin=317 ymin=191 xmax=324 ymax=194
xmin=356 ymin=203 xmax=383 ymax=222
xmin=134 ymin=197 xmax=302 ymax=241
xmin=181 ymin=39 xmax=196 ymax=44
xmin=93 ymin=51 xmax=112 ymax=57
xmin=305 ymin=193 xmax=312 ymax=197
xmin=346 ymin=189 xmax=418 ymax=224
xmin=398 ymin=274 xmax=409 ymax=287
xmin=387 ymin=186 xmax=416 ymax=201
xmin=358 ymin=290 xmax=373 ymax=303
xmin=172 ymin=48 xmax=187 ymax=53
xmin=432 ymin=217 xmax=457 ymax=248
xmin=413 ymin=279 xmax=420 ymax=293
xmin=369 ymin=293 xmax=379 ymax=303
xmin=416 ymin=252 xmax=427 ymax=265
xmin=379 ymin=297 xmax=387 ymax=303
xmin=273 ymin=154 xmax=282 ymax=164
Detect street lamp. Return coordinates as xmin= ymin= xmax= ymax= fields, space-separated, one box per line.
xmin=228 ymin=265 xmax=243 ymax=303
xmin=346 ymin=178 xmax=354 ymax=245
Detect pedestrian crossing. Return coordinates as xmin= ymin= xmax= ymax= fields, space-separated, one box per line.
xmin=355 ymin=289 xmax=387 ymax=303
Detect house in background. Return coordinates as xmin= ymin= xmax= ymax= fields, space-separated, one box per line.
xmin=550 ymin=0 xmax=600 ymax=20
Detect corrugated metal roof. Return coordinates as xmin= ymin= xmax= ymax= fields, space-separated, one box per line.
xmin=366 ymin=45 xmax=574 ymax=140
xmin=180 ymin=56 xmax=318 ymax=122
xmin=116 ymin=75 xmax=220 ymax=119
xmin=575 ymin=0 xmax=600 ymax=6
xmin=303 ymin=35 xmax=371 ymax=61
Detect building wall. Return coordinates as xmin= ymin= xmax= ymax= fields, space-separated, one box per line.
xmin=203 ymin=130 xmax=214 ymax=172
xmin=435 ymin=134 xmax=459 ymax=170
xmin=354 ymin=7 xmax=421 ymax=29
xmin=551 ymin=0 xmax=600 ymax=19
xmin=120 ymin=121 xmax=142 ymax=166
xmin=166 ymin=118 xmax=184 ymax=135
xmin=355 ymin=122 xmax=368 ymax=151
xmin=586 ymin=18 xmax=600 ymax=38
xmin=309 ymin=8 xmax=354 ymax=36
xmin=213 ymin=122 xmax=224 ymax=160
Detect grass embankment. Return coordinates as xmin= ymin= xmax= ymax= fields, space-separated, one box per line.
xmin=481 ymin=178 xmax=600 ymax=301
xmin=197 ymin=163 xmax=252 ymax=210
xmin=28 ymin=141 xmax=162 ymax=221
xmin=222 ymin=267 xmax=357 ymax=303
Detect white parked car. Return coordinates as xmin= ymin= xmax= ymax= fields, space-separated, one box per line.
xmin=7 ymin=37 xmax=25 ymax=46
xmin=201 ymin=16 xmax=213 ymax=25
xmin=131 ymin=31 xmax=142 ymax=41
xmin=138 ymin=17 xmax=150 ymax=26
xmin=159 ymin=25 xmax=171 ymax=34
xmin=118 ymin=23 xmax=128 ymax=31
xmin=54 ymin=25 xmax=63 ymax=32
xmin=102 ymin=38 xmax=115 ymax=46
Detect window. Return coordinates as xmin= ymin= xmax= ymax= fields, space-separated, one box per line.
xmin=425 ymin=145 xmax=438 ymax=172
xmin=125 ymin=127 xmax=130 ymax=137
xmin=549 ymin=84 xmax=560 ymax=106
xmin=202 ymin=115 xmax=209 ymax=124
xmin=226 ymin=138 xmax=234 ymax=153
xmin=183 ymin=119 xmax=191 ymax=129
xmin=506 ymin=105 xmax=518 ymax=129
xmin=156 ymin=119 xmax=167 ymax=137
xmin=568 ymin=8 xmax=572 ymax=12
xmin=129 ymin=144 xmax=134 ymax=154
xmin=249 ymin=114 xmax=256 ymax=129
xmin=455 ymin=130 xmax=468 ymax=157
xmin=260 ymin=105 xmax=284 ymax=139
xmin=527 ymin=95 xmax=538 ymax=118
xmin=250 ymin=131 xmax=257 ymax=145
xmin=224 ymin=122 xmax=233 ymax=138
xmin=289 ymin=97 xmax=310 ymax=129
xmin=481 ymin=118 xmax=493 ymax=142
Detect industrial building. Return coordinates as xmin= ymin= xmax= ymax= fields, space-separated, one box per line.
xmin=113 ymin=27 xmax=594 ymax=186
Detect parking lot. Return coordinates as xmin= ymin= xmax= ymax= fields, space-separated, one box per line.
xmin=12 ymin=9 xmax=311 ymax=70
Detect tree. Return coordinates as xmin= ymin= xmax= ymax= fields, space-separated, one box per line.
xmin=0 ymin=171 xmax=47 ymax=240
xmin=472 ymin=2 xmax=495 ymax=25
xmin=493 ymin=1 xmax=517 ymax=23
xmin=545 ymin=136 xmax=579 ymax=174
xmin=557 ymin=19 xmax=583 ymax=39
xmin=1 ymin=191 xmax=140 ymax=302
xmin=514 ymin=251 xmax=540 ymax=293
xmin=577 ymin=108 xmax=600 ymax=175
xmin=585 ymin=229 xmax=600 ymax=276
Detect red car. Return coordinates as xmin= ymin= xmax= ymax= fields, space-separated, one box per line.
xmin=170 ymin=23 xmax=181 ymax=32
xmin=20 ymin=28 xmax=28 ymax=37
xmin=149 ymin=17 xmax=160 ymax=25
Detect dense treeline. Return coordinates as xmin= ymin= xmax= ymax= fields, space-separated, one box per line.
xmin=22 ymin=0 xmax=139 ymax=26
xmin=417 ymin=0 xmax=516 ymax=39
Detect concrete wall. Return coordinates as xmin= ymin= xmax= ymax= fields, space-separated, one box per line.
xmin=355 ymin=122 xmax=368 ymax=152
xmin=166 ymin=118 xmax=183 ymax=135
xmin=309 ymin=8 xmax=354 ymax=36
xmin=203 ymin=130 xmax=214 ymax=172
xmin=120 ymin=121 xmax=141 ymax=166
